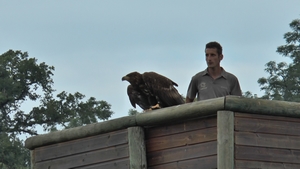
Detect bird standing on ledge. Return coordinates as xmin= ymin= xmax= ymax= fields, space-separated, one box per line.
xmin=122 ymin=71 xmax=184 ymax=111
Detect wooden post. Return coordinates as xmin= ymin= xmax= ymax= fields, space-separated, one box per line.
xmin=128 ymin=127 xmax=147 ymax=169
xmin=217 ymin=111 xmax=234 ymax=169
xmin=30 ymin=150 xmax=35 ymax=169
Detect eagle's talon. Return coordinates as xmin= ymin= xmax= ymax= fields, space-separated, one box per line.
xmin=151 ymin=104 xmax=161 ymax=110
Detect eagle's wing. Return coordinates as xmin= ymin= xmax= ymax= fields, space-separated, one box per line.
xmin=142 ymin=72 xmax=184 ymax=108
xmin=127 ymin=85 xmax=151 ymax=110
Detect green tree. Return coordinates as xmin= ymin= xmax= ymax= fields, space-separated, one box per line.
xmin=0 ymin=133 xmax=30 ymax=169
xmin=0 ymin=50 xmax=114 ymax=168
xmin=0 ymin=50 xmax=114 ymax=135
xmin=128 ymin=108 xmax=140 ymax=116
xmin=258 ymin=19 xmax=300 ymax=101
xmin=242 ymin=91 xmax=258 ymax=99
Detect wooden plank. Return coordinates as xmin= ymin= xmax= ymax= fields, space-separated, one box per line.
xmin=145 ymin=116 xmax=217 ymax=138
xmin=235 ymin=112 xmax=300 ymax=122
xmin=73 ymin=158 xmax=129 ymax=169
xmin=235 ymin=116 xmax=300 ymax=136
xmin=26 ymin=115 xmax=136 ymax=150
xmin=35 ymin=144 xmax=129 ymax=168
xmin=128 ymin=127 xmax=147 ymax=169
xmin=135 ymin=97 xmax=224 ymax=126
xmin=146 ymin=127 xmax=217 ymax=152
xmin=217 ymin=111 xmax=234 ymax=169
xmin=148 ymin=155 xmax=217 ymax=169
xmin=236 ymin=131 xmax=300 ymax=150
xmin=225 ymin=96 xmax=300 ymax=118
xmin=147 ymin=141 xmax=217 ymax=166
xmin=235 ymin=160 xmax=300 ymax=169
xmin=34 ymin=129 xmax=128 ymax=162
xmin=235 ymin=145 xmax=300 ymax=164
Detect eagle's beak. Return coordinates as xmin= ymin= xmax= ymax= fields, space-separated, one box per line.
xmin=122 ymin=76 xmax=129 ymax=81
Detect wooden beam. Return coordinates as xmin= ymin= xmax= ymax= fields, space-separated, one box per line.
xmin=225 ymin=96 xmax=300 ymax=117
xmin=217 ymin=111 xmax=234 ymax=169
xmin=25 ymin=97 xmax=224 ymax=150
xmin=136 ymin=97 xmax=224 ymax=126
xmin=128 ymin=127 xmax=147 ymax=169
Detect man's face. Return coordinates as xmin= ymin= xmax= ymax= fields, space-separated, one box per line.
xmin=205 ymin=48 xmax=223 ymax=68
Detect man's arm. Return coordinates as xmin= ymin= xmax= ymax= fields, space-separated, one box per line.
xmin=185 ymin=97 xmax=194 ymax=103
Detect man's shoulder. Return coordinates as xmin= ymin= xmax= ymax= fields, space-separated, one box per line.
xmin=192 ymin=70 xmax=207 ymax=78
xmin=222 ymin=69 xmax=239 ymax=82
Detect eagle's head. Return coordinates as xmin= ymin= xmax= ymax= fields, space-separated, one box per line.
xmin=122 ymin=72 xmax=143 ymax=87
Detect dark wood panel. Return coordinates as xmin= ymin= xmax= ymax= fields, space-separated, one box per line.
xmin=35 ymin=144 xmax=129 ymax=169
xmin=73 ymin=158 xmax=129 ymax=169
xmin=147 ymin=141 xmax=217 ymax=166
xmin=235 ymin=116 xmax=300 ymax=136
xmin=235 ymin=145 xmax=300 ymax=164
xmin=145 ymin=116 xmax=217 ymax=138
xmin=34 ymin=129 xmax=128 ymax=162
xmin=235 ymin=160 xmax=300 ymax=169
xmin=148 ymin=155 xmax=217 ymax=169
xmin=236 ymin=132 xmax=300 ymax=150
xmin=235 ymin=112 xmax=300 ymax=122
xmin=147 ymin=127 xmax=217 ymax=152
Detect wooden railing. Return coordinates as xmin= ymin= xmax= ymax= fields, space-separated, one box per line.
xmin=25 ymin=96 xmax=300 ymax=169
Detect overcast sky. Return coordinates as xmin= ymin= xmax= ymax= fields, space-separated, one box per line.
xmin=1 ymin=1 xmax=300 ymax=122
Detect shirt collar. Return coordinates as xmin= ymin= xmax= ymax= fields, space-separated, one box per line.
xmin=202 ymin=67 xmax=228 ymax=79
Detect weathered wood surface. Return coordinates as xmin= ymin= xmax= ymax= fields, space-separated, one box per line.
xmin=26 ymin=96 xmax=300 ymax=150
xmin=146 ymin=117 xmax=217 ymax=138
xmin=217 ymin=111 xmax=234 ymax=169
xmin=146 ymin=116 xmax=217 ymax=168
xmin=235 ymin=145 xmax=300 ymax=164
xmin=235 ymin=160 xmax=300 ymax=169
xmin=234 ymin=112 xmax=300 ymax=168
xmin=128 ymin=127 xmax=147 ymax=169
xmin=25 ymin=97 xmax=224 ymax=150
xmin=136 ymin=97 xmax=223 ymax=126
xmin=148 ymin=155 xmax=217 ymax=169
xmin=34 ymin=129 xmax=128 ymax=162
xmin=26 ymin=115 xmax=136 ymax=150
xmin=30 ymin=150 xmax=35 ymax=169
xmin=226 ymin=96 xmax=300 ymax=117
xmin=236 ymin=132 xmax=300 ymax=150
xmin=147 ymin=141 xmax=217 ymax=166
xmin=235 ymin=112 xmax=300 ymax=122
xmin=147 ymin=127 xmax=217 ymax=152
xmin=73 ymin=159 xmax=129 ymax=169
xmin=33 ymin=129 xmax=129 ymax=169
xmin=35 ymin=145 xmax=129 ymax=169
xmin=235 ymin=114 xmax=300 ymax=136
xmin=25 ymin=96 xmax=300 ymax=168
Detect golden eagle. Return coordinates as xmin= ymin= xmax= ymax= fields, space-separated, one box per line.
xmin=122 ymin=71 xmax=184 ymax=111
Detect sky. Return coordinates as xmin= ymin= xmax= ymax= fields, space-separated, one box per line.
xmin=1 ymin=1 xmax=300 ymax=124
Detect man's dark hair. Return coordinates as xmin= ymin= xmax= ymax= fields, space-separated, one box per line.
xmin=205 ymin=41 xmax=223 ymax=55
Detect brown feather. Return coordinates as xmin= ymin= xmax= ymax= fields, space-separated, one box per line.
xmin=122 ymin=71 xmax=184 ymax=111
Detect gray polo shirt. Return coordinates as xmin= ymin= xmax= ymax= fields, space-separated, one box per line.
xmin=186 ymin=68 xmax=242 ymax=101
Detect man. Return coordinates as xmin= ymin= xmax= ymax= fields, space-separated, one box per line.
xmin=186 ymin=41 xmax=242 ymax=103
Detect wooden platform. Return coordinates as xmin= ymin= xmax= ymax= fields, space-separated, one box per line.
xmin=25 ymin=96 xmax=300 ymax=169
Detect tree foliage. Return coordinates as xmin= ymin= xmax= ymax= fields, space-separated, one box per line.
xmin=0 ymin=133 xmax=30 ymax=169
xmin=0 ymin=50 xmax=114 ymax=135
xmin=242 ymin=91 xmax=257 ymax=99
xmin=0 ymin=50 xmax=114 ymax=168
xmin=258 ymin=19 xmax=300 ymax=101
xmin=128 ymin=108 xmax=140 ymax=116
